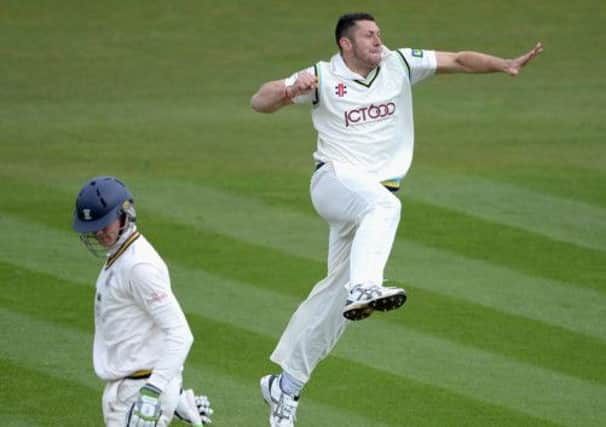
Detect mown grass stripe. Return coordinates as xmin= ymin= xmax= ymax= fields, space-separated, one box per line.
xmin=2 ymin=173 xmax=604 ymax=341
xmin=140 ymin=216 xmax=606 ymax=385
xmin=403 ymin=168 xmax=606 ymax=252
xmin=339 ymin=320 xmax=605 ymax=427
xmin=0 ymin=308 xmax=393 ymax=427
xmin=309 ymin=356 xmax=562 ymax=427
xmin=389 ymin=286 xmax=606 ymax=385
xmin=6 ymin=169 xmax=601 ymax=293
xmin=400 ymin=198 xmax=604 ymax=291
xmin=1 ymin=215 xmax=603 ymax=426
xmin=131 ymin=181 xmax=606 ymax=341
xmin=4 ymin=253 xmax=604 ymax=389
xmin=2 ymin=417 xmax=42 ymax=427
xmin=142 ymin=218 xmax=324 ymax=299
xmin=387 ymin=241 xmax=606 ymax=342
xmin=0 ymin=267 xmax=566 ymax=427
xmin=0 ymin=175 xmax=603 ymax=383
xmin=185 ymin=312 xmax=561 ymax=427
xmin=0 ymin=358 xmax=97 ymax=427
xmin=2 ymin=261 xmax=509 ymax=426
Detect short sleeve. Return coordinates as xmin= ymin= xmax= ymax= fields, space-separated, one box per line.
xmin=397 ymin=48 xmax=437 ymax=85
xmin=284 ymin=65 xmax=316 ymax=104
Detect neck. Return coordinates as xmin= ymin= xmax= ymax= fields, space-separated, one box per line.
xmin=107 ymin=223 xmax=137 ymax=257
xmin=342 ymin=54 xmax=374 ymax=78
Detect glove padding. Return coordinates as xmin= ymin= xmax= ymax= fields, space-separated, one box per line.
xmin=127 ymin=384 xmax=163 ymax=427
xmin=174 ymin=389 xmax=213 ymax=425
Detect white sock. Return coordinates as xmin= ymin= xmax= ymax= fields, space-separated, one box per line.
xmin=280 ymin=371 xmax=304 ymax=397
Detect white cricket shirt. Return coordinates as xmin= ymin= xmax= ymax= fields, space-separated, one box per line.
xmin=92 ymin=226 xmax=193 ymax=391
xmin=286 ymin=46 xmax=436 ymax=183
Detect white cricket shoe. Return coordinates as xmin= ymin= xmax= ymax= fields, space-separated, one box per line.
xmin=343 ymin=284 xmax=407 ymax=321
xmin=260 ymin=374 xmax=299 ymax=427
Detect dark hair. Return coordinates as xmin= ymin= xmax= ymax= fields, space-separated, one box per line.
xmin=335 ymin=13 xmax=375 ymax=50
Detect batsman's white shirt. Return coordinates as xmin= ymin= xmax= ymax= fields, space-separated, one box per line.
xmin=286 ymin=46 xmax=436 ymax=182
xmin=93 ymin=227 xmax=193 ymax=391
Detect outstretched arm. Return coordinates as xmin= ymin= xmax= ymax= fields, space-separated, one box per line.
xmin=436 ymin=42 xmax=543 ymax=75
xmin=251 ymin=71 xmax=317 ymax=113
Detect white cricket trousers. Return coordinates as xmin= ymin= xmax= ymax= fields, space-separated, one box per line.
xmin=102 ymin=374 xmax=182 ymax=427
xmin=271 ymin=161 xmax=402 ymax=383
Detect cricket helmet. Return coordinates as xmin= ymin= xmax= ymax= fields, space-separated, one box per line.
xmin=72 ymin=176 xmax=136 ymax=233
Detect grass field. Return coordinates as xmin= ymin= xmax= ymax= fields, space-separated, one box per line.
xmin=1 ymin=1 xmax=605 ymax=426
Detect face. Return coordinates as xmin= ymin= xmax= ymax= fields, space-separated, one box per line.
xmin=94 ymin=218 xmax=122 ymax=248
xmin=346 ymin=20 xmax=383 ymax=70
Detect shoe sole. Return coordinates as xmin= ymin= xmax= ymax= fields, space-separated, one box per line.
xmin=260 ymin=375 xmax=274 ymax=406
xmin=343 ymin=290 xmax=407 ymax=321
xmin=261 ymin=375 xmax=278 ymax=426
xmin=342 ymin=304 xmax=374 ymax=321
xmin=370 ymin=291 xmax=407 ymax=312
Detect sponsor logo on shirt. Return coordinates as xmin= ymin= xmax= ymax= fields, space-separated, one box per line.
xmin=344 ymin=102 xmax=396 ymax=127
xmin=147 ymin=291 xmax=169 ymax=305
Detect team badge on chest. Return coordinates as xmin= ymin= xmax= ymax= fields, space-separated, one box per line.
xmin=335 ymin=83 xmax=347 ymax=97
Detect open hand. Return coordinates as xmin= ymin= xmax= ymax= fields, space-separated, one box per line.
xmin=505 ymin=42 xmax=544 ymax=76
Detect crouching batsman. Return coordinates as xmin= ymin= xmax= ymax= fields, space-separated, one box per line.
xmin=72 ymin=176 xmax=213 ymax=427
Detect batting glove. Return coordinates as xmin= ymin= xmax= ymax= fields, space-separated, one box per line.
xmin=174 ymin=388 xmax=214 ymax=425
xmin=127 ymin=383 xmax=163 ymax=427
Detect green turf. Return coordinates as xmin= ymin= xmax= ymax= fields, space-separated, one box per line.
xmin=1 ymin=1 xmax=605 ymax=426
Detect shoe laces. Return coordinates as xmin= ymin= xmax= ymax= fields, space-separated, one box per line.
xmin=349 ymin=284 xmax=382 ymax=302
xmin=273 ymin=392 xmax=298 ymax=422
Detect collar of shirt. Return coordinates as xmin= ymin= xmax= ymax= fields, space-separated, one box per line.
xmin=106 ymin=224 xmax=137 ymax=258
xmin=329 ymin=45 xmax=390 ymax=80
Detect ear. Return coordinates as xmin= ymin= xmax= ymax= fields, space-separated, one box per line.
xmin=339 ymin=36 xmax=352 ymax=52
